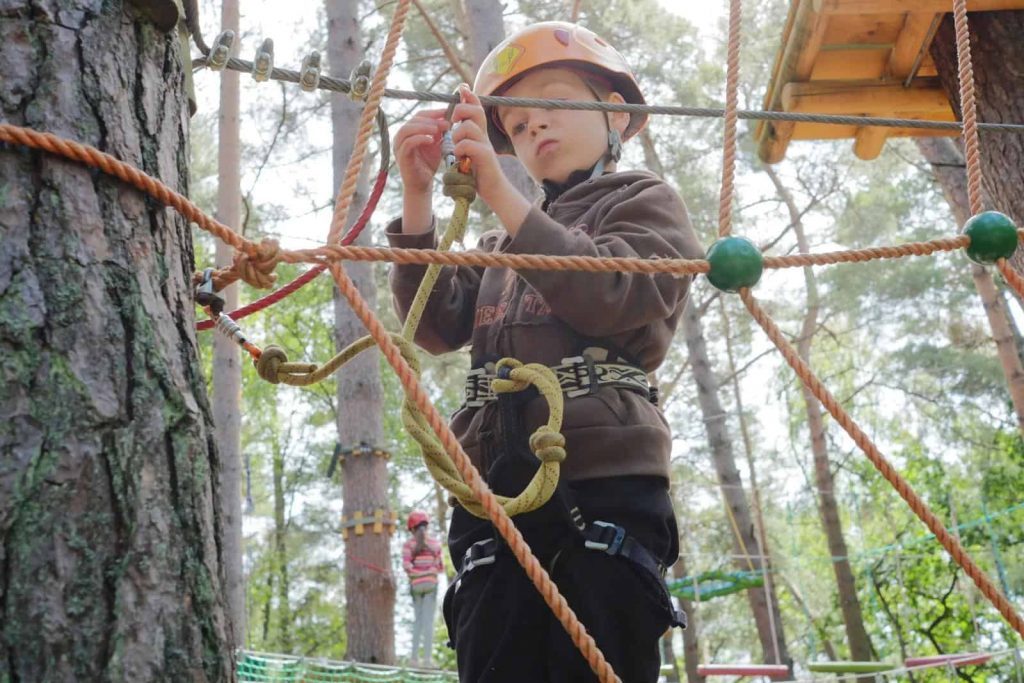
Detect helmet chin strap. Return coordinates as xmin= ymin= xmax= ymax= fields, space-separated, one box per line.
xmin=582 ymin=78 xmax=623 ymax=179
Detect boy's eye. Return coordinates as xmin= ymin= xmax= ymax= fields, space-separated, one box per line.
xmin=510 ymin=121 xmax=527 ymax=136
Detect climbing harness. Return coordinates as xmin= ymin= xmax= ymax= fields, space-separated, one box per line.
xmin=464 ymin=355 xmax=652 ymax=408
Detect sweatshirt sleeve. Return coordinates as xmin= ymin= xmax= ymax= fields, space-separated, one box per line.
xmin=401 ymin=538 xmax=415 ymax=575
xmin=386 ymin=217 xmax=502 ymax=355
xmin=504 ymin=179 xmax=704 ymax=338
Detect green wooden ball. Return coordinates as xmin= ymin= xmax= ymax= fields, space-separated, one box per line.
xmin=964 ymin=211 xmax=1018 ymax=265
xmin=706 ymin=236 xmax=764 ymax=292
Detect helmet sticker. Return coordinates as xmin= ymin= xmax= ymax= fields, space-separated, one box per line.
xmin=493 ymin=44 xmax=525 ymax=75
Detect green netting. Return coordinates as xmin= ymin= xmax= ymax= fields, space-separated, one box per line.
xmin=667 ymin=569 xmax=765 ymax=601
xmin=237 ymin=652 xmax=459 ymax=683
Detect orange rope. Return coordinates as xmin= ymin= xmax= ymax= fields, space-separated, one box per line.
xmin=997 ymin=259 xmax=1024 ymax=300
xmin=739 ymin=288 xmax=1024 ymax=640
xmin=327 ymin=261 xmax=619 ymax=682
xmin=761 ymin=236 xmax=969 ymax=268
xmin=326 ymin=0 xmax=412 ymax=246
xmin=952 ymin=0 xmax=984 ymax=216
xmin=717 ymin=0 xmax=742 ymax=238
xmin=291 ymin=244 xmax=709 ymax=274
xmin=0 ymin=122 xmax=987 ymax=279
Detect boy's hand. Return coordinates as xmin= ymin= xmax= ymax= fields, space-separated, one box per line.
xmin=394 ymin=108 xmax=449 ymax=196
xmin=451 ymin=84 xmax=513 ymax=207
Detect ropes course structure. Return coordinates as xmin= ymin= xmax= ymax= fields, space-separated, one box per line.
xmin=2 ymin=0 xmax=1024 ymax=680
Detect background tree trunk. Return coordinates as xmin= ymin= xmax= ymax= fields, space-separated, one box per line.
xmin=214 ymin=0 xmax=246 ymax=648
xmin=460 ymin=0 xmax=539 ymax=201
xmin=681 ymin=298 xmax=791 ymax=674
xmin=930 ymin=11 xmax=1024 ymax=276
xmin=0 ymin=2 xmax=231 ymax=680
xmin=672 ymin=555 xmax=704 ymax=683
xmin=272 ymin=436 xmax=293 ymax=651
xmin=915 ymin=137 xmax=1024 ymax=437
xmin=764 ymin=165 xmax=875 ymax=663
xmin=325 ymin=0 xmax=395 ymax=663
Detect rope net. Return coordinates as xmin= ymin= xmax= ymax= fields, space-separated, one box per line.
xmin=3 ymin=0 xmax=1024 ymax=679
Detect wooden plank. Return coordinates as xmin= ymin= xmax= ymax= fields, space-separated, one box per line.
xmin=782 ymin=78 xmax=952 ymax=114
xmin=811 ymin=49 xmax=888 ymax=79
xmin=789 ymin=122 xmax=956 ymax=140
xmin=757 ymin=0 xmax=823 ymax=163
xmin=822 ymin=14 xmax=904 ymax=45
xmin=887 ymin=12 xmax=943 ymax=79
xmin=794 ymin=14 xmax=830 ymax=79
xmin=815 ymin=0 xmax=1024 ymax=13
xmin=853 ymin=124 xmax=889 ymax=159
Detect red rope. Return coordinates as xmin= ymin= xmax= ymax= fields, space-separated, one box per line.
xmin=195 ymin=167 xmax=387 ymax=331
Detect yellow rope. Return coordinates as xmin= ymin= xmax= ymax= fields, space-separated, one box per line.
xmin=256 ymin=166 xmax=566 ymax=519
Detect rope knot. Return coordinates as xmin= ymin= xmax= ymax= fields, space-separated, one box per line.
xmin=232 ymin=238 xmax=281 ymax=289
xmin=491 ymin=358 xmax=529 ymax=394
xmin=442 ymin=166 xmax=477 ymax=203
xmin=529 ymin=426 xmax=566 ymax=463
xmin=256 ymin=344 xmax=288 ymax=384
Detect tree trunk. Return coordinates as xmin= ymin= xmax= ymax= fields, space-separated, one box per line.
xmin=325 ymin=0 xmax=395 ymax=663
xmin=272 ymin=438 xmax=292 ymax=651
xmin=681 ymin=298 xmax=791 ymax=674
xmin=672 ymin=556 xmax=704 ymax=683
xmin=0 ymin=3 xmax=232 ymax=681
xmin=914 ymin=137 xmax=1024 ymax=437
xmin=460 ymin=0 xmax=539 ymax=201
xmin=763 ymin=166 xmax=875 ymax=663
xmin=215 ymin=0 xmax=246 ymax=648
xmin=930 ymin=12 xmax=1024 ymax=273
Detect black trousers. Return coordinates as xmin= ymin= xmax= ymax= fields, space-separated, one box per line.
xmin=443 ymin=394 xmax=680 ymax=683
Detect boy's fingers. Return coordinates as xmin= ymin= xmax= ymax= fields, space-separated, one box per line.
xmin=451 ymin=120 xmax=484 ymax=144
xmin=412 ymin=108 xmax=450 ymax=119
xmin=451 ymin=103 xmax=488 ymax=130
xmin=396 ymin=122 xmax=445 ymax=141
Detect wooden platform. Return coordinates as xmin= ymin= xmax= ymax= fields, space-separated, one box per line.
xmin=755 ymin=0 xmax=1024 ymax=162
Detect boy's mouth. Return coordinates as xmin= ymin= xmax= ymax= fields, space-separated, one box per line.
xmin=536 ymin=139 xmax=558 ymax=156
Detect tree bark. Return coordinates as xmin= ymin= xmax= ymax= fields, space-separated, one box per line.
xmin=914 ymin=137 xmax=1024 ymax=437
xmin=930 ymin=12 xmax=1024 ymax=273
xmin=681 ymin=298 xmax=791 ymax=674
xmin=460 ymin=0 xmax=539 ymax=201
xmin=215 ymin=0 xmax=246 ymax=648
xmin=0 ymin=2 xmax=231 ymax=681
xmin=325 ymin=0 xmax=395 ymax=664
xmin=763 ymin=165 xmax=875 ymax=663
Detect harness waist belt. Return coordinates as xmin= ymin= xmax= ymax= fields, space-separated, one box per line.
xmin=464 ymin=356 xmax=651 ymax=408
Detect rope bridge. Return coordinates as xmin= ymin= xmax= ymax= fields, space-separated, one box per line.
xmin=3 ymin=0 xmax=1023 ymax=680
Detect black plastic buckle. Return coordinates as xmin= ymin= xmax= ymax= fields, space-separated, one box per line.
xmin=584 ymin=521 xmax=626 ymax=556
xmin=461 ymin=539 xmax=496 ymax=573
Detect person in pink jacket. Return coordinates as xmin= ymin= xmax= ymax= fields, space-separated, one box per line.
xmin=402 ymin=510 xmax=444 ymax=667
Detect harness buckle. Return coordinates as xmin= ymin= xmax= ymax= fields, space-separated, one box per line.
xmin=461 ymin=538 xmax=496 ymax=573
xmin=464 ymin=367 xmax=490 ymax=408
xmin=584 ymin=520 xmax=626 ymax=555
xmin=560 ymin=355 xmax=598 ymax=398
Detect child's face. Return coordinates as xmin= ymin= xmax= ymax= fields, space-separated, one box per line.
xmin=497 ymin=68 xmax=625 ymax=184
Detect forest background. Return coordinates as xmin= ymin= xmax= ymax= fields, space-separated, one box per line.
xmin=186 ymin=0 xmax=1024 ymax=678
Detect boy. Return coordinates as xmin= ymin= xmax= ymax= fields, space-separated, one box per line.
xmin=389 ymin=21 xmax=703 ymax=682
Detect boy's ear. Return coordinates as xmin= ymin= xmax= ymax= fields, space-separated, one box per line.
xmin=606 ymin=91 xmax=629 ymax=136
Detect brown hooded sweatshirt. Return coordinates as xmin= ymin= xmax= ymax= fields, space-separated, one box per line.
xmin=387 ymin=169 xmax=704 ymax=482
